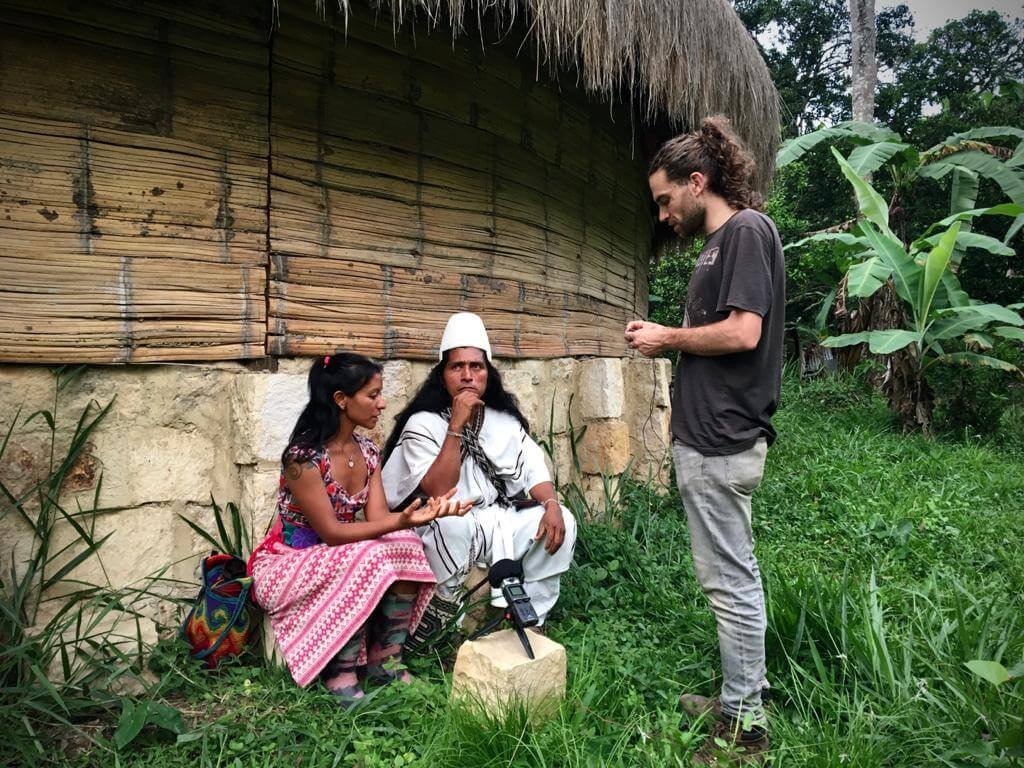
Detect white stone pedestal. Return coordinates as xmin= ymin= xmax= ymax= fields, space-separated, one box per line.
xmin=451 ymin=628 xmax=566 ymax=719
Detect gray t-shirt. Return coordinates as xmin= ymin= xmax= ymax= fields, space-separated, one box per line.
xmin=670 ymin=208 xmax=786 ymax=456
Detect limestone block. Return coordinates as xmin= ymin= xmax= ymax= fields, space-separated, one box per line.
xmin=409 ymin=360 xmax=434 ymax=389
xmin=544 ymin=434 xmax=573 ymax=486
xmin=622 ymin=358 xmax=673 ymax=487
xmin=231 ymin=371 xmax=307 ymax=465
xmin=0 ymin=367 xmax=53 ymax=416
xmin=274 ymin=357 xmax=312 ymax=376
xmin=239 ymin=462 xmax=282 ymax=539
xmin=655 ymin=359 xmax=673 ymax=406
xmin=460 ymin=564 xmax=493 ymax=636
xmin=81 ymin=425 xmax=231 ymax=508
xmin=261 ymin=374 xmax=308 ymax=463
xmin=261 ymin=617 xmax=286 ymax=667
xmin=376 ymin=359 xmax=415 ymax=444
xmin=576 ymin=420 xmax=630 ymax=475
xmin=624 ymin=357 xmax=672 ymax=409
xmin=451 ymin=628 xmax=566 ymax=718
xmin=502 ymin=369 xmax=539 ymax=430
xmin=45 ymin=501 xmax=182 ymax=590
xmin=580 ymin=474 xmax=621 ymax=520
xmin=545 ymin=358 xmax=576 ymax=434
xmin=230 ymin=375 xmax=264 ymax=464
xmin=577 ymin=358 xmax=624 ymax=420
xmin=626 ymin=406 xmax=673 ymax=487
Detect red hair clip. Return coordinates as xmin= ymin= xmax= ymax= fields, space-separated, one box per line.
xmin=323 ymin=355 xmax=331 ymax=366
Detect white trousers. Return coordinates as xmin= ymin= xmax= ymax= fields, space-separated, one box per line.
xmin=417 ymin=502 xmax=577 ymax=623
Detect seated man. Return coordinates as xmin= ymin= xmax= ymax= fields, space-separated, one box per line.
xmin=382 ymin=312 xmax=577 ymax=629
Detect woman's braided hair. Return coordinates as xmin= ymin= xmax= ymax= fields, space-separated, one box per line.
xmin=648 ymin=115 xmax=763 ymax=211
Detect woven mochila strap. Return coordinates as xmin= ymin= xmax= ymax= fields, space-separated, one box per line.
xmin=441 ymin=407 xmax=510 ymax=507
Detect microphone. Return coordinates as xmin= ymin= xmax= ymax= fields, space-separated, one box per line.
xmin=487 ymin=558 xmax=524 ymax=587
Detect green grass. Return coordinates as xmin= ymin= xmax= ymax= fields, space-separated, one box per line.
xmin=57 ymin=372 xmax=1024 ymax=767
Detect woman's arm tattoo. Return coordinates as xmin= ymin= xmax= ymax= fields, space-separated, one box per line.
xmin=284 ymin=460 xmax=317 ymax=482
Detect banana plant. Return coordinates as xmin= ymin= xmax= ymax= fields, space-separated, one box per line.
xmin=802 ymin=148 xmax=1024 ymax=431
xmin=779 ymin=120 xmax=1024 ymax=262
xmin=779 ymin=118 xmax=1024 ymax=431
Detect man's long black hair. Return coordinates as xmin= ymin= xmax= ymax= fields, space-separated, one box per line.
xmin=283 ymin=352 xmax=382 ymax=464
xmin=382 ymin=349 xmax=529 ymax=462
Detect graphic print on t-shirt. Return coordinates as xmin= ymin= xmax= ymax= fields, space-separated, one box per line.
xmin=695 ymin=246 xmax=720 ymax=269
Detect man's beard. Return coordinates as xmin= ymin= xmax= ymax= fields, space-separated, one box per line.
xmin=674 ymin=203 xmax=706 ymax=245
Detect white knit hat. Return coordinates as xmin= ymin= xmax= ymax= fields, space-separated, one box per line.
xmin=439 ymin=312 xmax=492 ymax=360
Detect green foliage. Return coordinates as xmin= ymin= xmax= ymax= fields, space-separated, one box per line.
xmin=929 ymin=339 xmax=1024 ymax=440
xmin=0 ymin=369 xmax=185 ymax=763
xmin=734 ymin=0 xmax=915 ymax=136
xmin=741 ymin=5 xmax=1024 ymax=320
xmin=177 ymin=498 xmax=251 ymax=561
xmin=879 ymin=11 xmax=1024 ymax=134
xmin=648 ymin=240 xmax=698 ymax=330
xmin=63 ymin=373 xmax=1024 ymax=768
xmin=782 ymin=121 xmax=1024 ymax=430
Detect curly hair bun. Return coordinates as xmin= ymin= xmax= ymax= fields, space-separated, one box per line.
xmin=699 ymin=115 xmax=762 ymax=210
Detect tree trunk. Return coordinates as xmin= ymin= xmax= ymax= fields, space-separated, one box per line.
xmin=846 ymin=1 xmax=936 ymax=431
xmin=849 ymin=0 xmax=877 ymax=123
xmin=868 ymin=284 xmax=933 ymax=434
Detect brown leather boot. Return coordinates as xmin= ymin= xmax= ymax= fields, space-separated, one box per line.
xmin=691 ymin=718 xmax=769 ymax=765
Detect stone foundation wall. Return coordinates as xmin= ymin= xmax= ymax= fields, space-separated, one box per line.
xmin=0 ymin=356 xmax=671 ymax=609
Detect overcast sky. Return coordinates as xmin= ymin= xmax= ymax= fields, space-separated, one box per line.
xmin=879 ymin=0 xmax=1023 ymax=36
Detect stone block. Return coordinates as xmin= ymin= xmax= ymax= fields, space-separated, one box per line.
xmin=624 ymin=357 xmax=672 ymax=409
xmin=580 ymin=474 xmax=621 ymax=521
xmin=576 ymin=420 xmax=630 ymax=475
xmin=261 ymin=617 xmax=286 ymax=668
xmin=81 ymin=425 xmax=232 ymax=508
xmin=230 ymin=371 xmax=307 ymax=465
xmin=263 ymin=374 xmax=308 ymax=463
xmin=451 ymin=628 xmax=566 ymax=719
xmin=622 ymin=358 xmax=673 ymax=488
xmin=577 ymin=358 xmax=624 ymax=420
xmin=46 ymin=501 xmax=182 ymax=590
xmin=229 ymin=375 xmax=263 ymax=465
xmin=545 ymin=358 xmax=576 ymax=434
xmin=502 ymin=369 xmax=539 ymax=430
xmin=459 ymin=564 xmax=493 ymax=636
xmin=239 ymin=463 xmax=282 ymax=540
xmin=626 ymin=406 xmax=673 ymax=487
xmin=274 ymin=357 xmax=312 ymax=376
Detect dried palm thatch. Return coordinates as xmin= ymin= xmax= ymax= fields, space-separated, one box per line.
xmin=308 ymin=0 xmax=780 ymax=190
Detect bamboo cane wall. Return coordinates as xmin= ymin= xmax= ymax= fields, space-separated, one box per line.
xmin=0 ymin=0 xmax=270 ymax=363
xmin=0 ymin=0 xmax=653 ymax=363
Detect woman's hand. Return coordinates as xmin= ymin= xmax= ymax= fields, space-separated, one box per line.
xmin=399 ymin=488 xmax=473 ymax=528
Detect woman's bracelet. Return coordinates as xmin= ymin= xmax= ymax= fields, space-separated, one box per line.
xmin=542 ymin=498 xmax=560 ymax=510
xmin=446 ymin=430 xmax=462 ymax=440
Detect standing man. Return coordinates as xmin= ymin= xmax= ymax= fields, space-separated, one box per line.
xmin=625 ymin=116 xmax=784 ymax=764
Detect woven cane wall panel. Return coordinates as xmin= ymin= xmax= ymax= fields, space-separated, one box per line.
xmin=268 ymin=4 xmax=652 ymax=360
xmin=0 ymin=0 xmax=268 ymax=363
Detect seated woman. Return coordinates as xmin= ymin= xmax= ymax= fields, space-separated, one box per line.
xmin=381 ymin=312 xmax=577 ymax=631
xmin=248 ymin=352 xmax=469 ymax=707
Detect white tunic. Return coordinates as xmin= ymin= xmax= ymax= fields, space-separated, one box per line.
xmin=381 ymin=407 xmax=577 ymax=622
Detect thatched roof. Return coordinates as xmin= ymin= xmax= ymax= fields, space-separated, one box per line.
xmin=313 ymin=0 xmax=780 ymax=191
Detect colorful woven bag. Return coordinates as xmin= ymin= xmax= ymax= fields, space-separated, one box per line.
xmin=180 ymin=553 xmax=258 ymax=669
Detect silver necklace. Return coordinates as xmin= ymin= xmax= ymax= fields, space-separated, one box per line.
xmin=330 ymin=438 xmax=357 ymax=469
